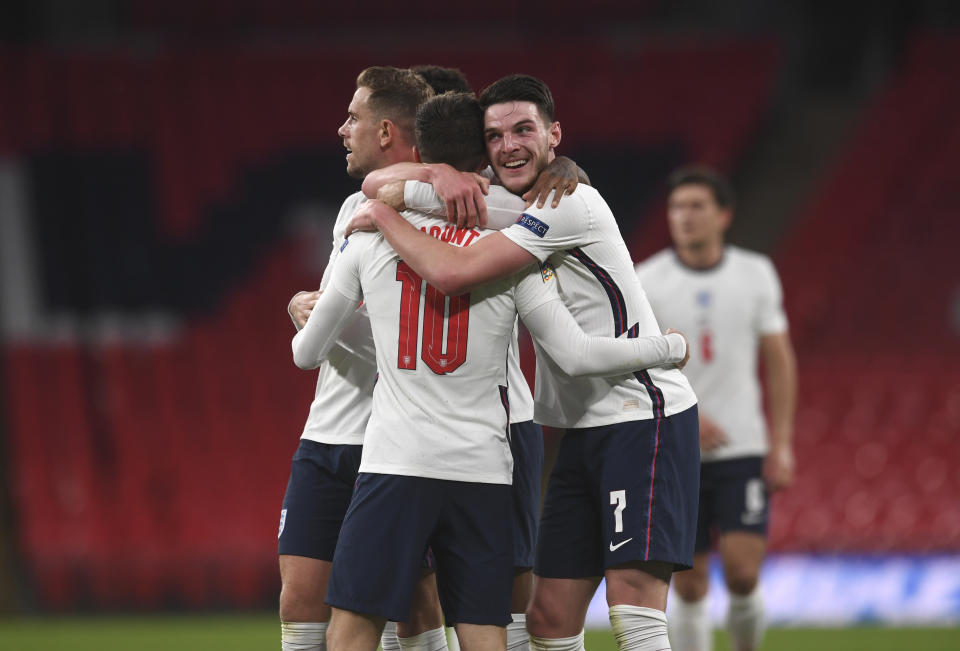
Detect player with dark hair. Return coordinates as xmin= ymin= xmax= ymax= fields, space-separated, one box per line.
xmin=278 ymin=66 xmax=444 ymax=651
xmin=282 ymin=68 xmax=589 ymax=651
xmin=412 ymin=65 xmax=473 ymax=95
xmin=348 ymin=74 xmax=701 ymax=651
xmin=294 ymin=89 xmax=690 ymax=651
xmin=636 ymin=166 xmax=797 ymax=651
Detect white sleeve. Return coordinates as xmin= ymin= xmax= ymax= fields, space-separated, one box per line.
xmin=514 ymin=262 xmax=686 ymax=377
xmin=403 ymin=182 xmax=526 ymax=230
xmin=291 ymin=236 xmax=367 ymax=369
xmin=524 ymin=301 xmax=687 ymax=377
xmin=319 ymin=193 xmax=367 ymax=292
xmin=288 ymin=199 xmax=359 ymax=332
xmin=291 ymin=288 xmax=360 ymax=369
xmin=500 ymin=192 xmax=591 ymax=262
xmin=755 ymin=258 xmax=788 ymax=335
xmin=402 ymin=180 xmax=446 ymax=217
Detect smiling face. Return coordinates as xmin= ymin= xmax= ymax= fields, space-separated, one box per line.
xmin=337 ymin=86 xmax=382 ymax=179
xmin=483 ymin=101 xmax=561 ymax=195
xmin=667 ymin=183 xmax=731 ymax=249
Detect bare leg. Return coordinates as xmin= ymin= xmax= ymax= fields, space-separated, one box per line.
xmin=327 ymin=607 xmax=385 ymax=651
xmin=525 ymin=575 xmax=600 ymax=638
xmin=604 ymin=561 xmax=672 ymax=610
xmin=455 ymin=623 xmax=506 ymax=651
xmin=279 ymin=555 xmax=333 ymax=623
xmin=719 ymin=533 xmax=766 ymax=651
xmin=397 ymin=570 xmax=445 ymax=637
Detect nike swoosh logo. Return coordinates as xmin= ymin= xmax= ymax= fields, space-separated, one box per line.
xmin=609 ymin=538 xmax=633 ymax=552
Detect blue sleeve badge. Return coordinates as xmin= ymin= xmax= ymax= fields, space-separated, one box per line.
xmin=516 ymin=213 xmax=550 ymax=238
xmin=339 ymin=237 xmax=350 ymax=252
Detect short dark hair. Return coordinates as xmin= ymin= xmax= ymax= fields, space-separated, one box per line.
xmin=415 ymin=92 xmax=485 ymax=172
xmin=667 ymin=166 xmax=736 ymax=209
xmin=478 ymin=74 xmax=555 ymax=124
xmin=411 ymin=65 xmax=472 ymax=95
xmin=356 ymin=66 xmax=433 ymax=141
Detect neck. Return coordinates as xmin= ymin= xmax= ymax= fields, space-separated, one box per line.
xmin=383 ymin=141 xmax=418 ymax=167
xmin=675 ymin=239 xmax=724 ymax=270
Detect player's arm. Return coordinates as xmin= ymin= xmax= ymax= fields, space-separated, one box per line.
xmin=521 ymin=155 xmax=591 ymax=209
xmin=374 ymin=181 xmax=526 ymax=231
xmin=358 ymin=199 xmax=536 ymax=296
xmin=760 ymin=332 xmax=798 ymax=491
xmin=522 ymin=300 xmax=689 ymax=376
xmin=698 ymin=412 xmax=729 ymax=451
xmin=291 ymin=289 xmax=359 ymax=369
xmin=515 ymin=264 xmax=688 ymax=376
xmin=361 ymin=162 xmax=489 ymax=228
xmin=291 ymin=238 xmax=367 ymax=369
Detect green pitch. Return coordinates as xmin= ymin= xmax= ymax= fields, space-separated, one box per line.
xmin=0 ymin=614 xmax=957 ymax=650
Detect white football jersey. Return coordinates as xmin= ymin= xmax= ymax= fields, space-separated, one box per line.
xmin=403 ymin=181 xmax=535 ymax=422
xmin=327 ymin=214 xmax=560 ymax=484
xmin=635 ymin=246 xmax=788 ymax=461
xmin=299 ymin=191 xmax=377 ymax=445
xmin=501 ymin=185 xmax=698 ymax=428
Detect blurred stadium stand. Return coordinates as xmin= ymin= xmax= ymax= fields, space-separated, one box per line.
xmin=770 ymin=32 xmax=960 ymax=553
xmin=0 ymin=0 xmax=958 ymax=614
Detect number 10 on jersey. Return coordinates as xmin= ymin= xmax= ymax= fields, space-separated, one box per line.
xmin=396 ymin=261 xmax=470 ymax=375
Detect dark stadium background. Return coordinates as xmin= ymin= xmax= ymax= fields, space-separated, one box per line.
xmin=0 ymin=0 xmax=958 ymax=646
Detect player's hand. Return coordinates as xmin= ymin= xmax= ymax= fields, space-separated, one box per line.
xmin=666 ymin=328 xmax=690 ymax=369
xmin=764 ymin=444 xmax=795 ymax=492
xmin=345 ymin=202 xmax=380 ymax=238
xmin=523 ymin=155 xmax=578 ymax=209
xmin=430 ymin=164 xmax=490 ymax=229
xmin=289 ymin=290 xmax=320 ymax=328
xmin=698 ymin=414 xmax=728 ymax=451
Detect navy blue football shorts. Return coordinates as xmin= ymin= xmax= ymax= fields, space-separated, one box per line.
xmin=535 ymin=405 xmax=700 ymax=577
xmin=694 ymin=455 xmax=769 ymax=553
xmin=326 ymin=473 xmax=514 ymax=626
xmin=277 ymin=439 xmax=362 ymax=561
xmin=510 ymin=420 xmax=543 ymax=570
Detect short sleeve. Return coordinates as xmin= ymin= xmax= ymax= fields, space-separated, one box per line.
xmin=755 ymin=258 xmax=788 ymax=335
xmin=513 ymin=259 xmax=562 ymax=320
xmin=500 ymin=192 xmax=591 ymax=262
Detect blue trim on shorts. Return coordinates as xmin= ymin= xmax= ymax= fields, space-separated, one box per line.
xmin=534 ymin=405 xmax=700 ymax=576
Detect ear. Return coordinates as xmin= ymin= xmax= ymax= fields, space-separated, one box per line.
xmin=413 ymin=147 xmax=422 ymax=163
xmin=378 ymin=120 xmax=394 ymax=148
xmin=548 ymin=121 xmax=562 ymax=149
xmin=719 ymin=207 xmax=733 ymax=230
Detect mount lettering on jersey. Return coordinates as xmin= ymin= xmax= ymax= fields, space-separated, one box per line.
xmin=419 ymin=224 xmax=482 ymax=248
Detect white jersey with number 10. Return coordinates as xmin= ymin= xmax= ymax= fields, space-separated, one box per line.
xmin=326 ymin=215 xmax=559 ymax=485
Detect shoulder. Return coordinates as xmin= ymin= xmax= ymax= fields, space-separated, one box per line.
xmin=332 ymin=191 xmax=368 ymax=238
xmin=518 ymin=185 xmax=597 ymax=233
xmin=338 ymin=191 xmax=367 ymax=215
xmin=635 ymin=248 xmax=675 ymax=277
xmin=339 ymin=230 xmax=383 ymax=258
xmin=562 ymin=184 xmax=604 ymax=212
xmin=727 ymin=246 xmax=779 ymax=276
